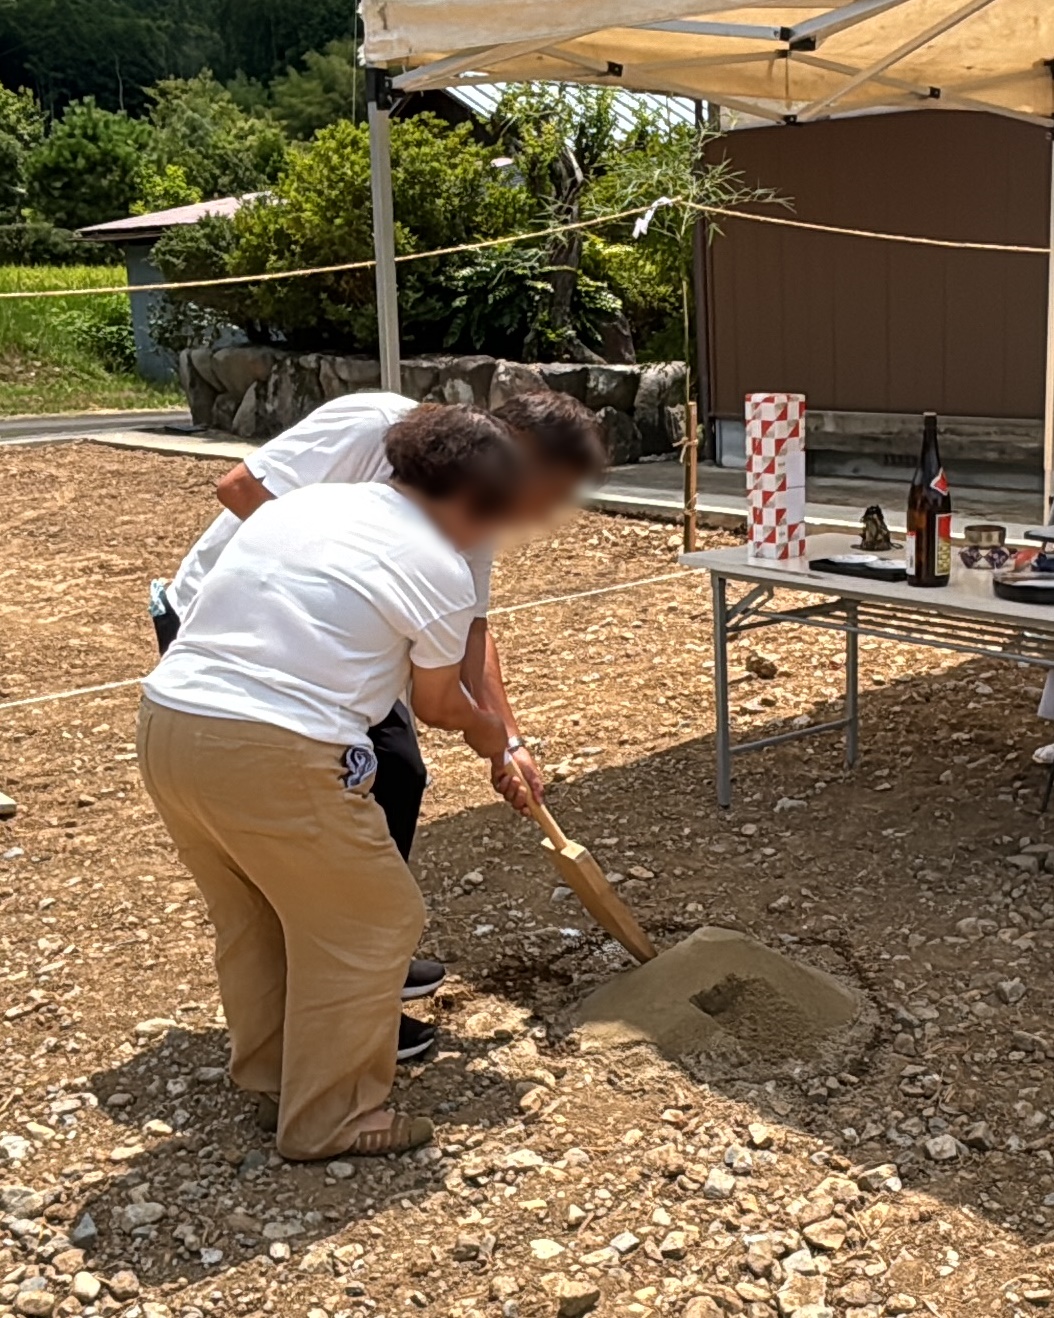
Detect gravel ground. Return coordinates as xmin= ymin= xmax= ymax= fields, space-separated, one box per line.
xmin=2 ymin=442 xmax=1054 ymax=1318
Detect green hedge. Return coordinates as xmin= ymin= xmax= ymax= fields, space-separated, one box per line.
xmin=0 ymin=223 xmax=118 ymax=267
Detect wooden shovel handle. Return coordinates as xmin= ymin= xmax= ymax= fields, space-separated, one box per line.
xmin=504 ymin=755 xmax=569 ymax=849
xmin=505 ymin=756 xmax=657 ymax=965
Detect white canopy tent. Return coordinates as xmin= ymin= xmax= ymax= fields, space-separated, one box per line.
xmin=361 ymin=0 xmax=1054 ymax=508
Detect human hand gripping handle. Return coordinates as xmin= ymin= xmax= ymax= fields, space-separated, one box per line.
xmin=491 ymin=743 xmax=544 ymax=818
xmin=502 ymin=753 xmax=566 ymax=839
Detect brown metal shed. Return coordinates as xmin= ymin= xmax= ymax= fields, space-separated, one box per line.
xmin=704 ymin=111 xmax=1050 ymax=479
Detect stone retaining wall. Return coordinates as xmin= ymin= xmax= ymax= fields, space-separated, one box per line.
xmin=178 ymin=347 xmax=688 ymax=464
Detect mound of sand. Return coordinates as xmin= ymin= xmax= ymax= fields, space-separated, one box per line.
xmin=576 ymin=926 xmax=865 ymax=1075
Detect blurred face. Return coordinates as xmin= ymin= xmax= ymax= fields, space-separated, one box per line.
xmin=431 ymin=496 xmax=510 ymax=552
xmin=509 ymin=465 xmax=583 ymax=525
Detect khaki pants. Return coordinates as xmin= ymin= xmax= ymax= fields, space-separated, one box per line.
xmin=136 ymin=697 xmax=425 ymax=1160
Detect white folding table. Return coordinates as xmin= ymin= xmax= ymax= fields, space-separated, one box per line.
xmin=682 ymin=533 xmax=1054 ymax=807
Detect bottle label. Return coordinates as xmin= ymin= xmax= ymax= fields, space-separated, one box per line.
xmin=905 ymin=531 xmax=916 ymax=575
xmin=936 ymin=513 xmax=952 ymax=577
xmin=931 ymin=468 xmax=949 ymax=495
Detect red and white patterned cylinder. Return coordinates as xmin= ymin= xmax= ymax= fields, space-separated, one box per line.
xmin=745 ymin=392 xmax=806 ymax=560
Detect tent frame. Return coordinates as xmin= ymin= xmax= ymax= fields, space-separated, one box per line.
xmin=1045 ymin=135 xmax=1054 ymax=518
xmin=367 ymin=2 xmax=1054 ymax=515
xmin=367 ymin=68 xmax=401 ymax=393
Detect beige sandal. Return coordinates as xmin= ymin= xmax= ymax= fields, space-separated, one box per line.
xmin=346 ymin=1114 xmax=434 ymax=1156
xmin=256 ymin=1097 xmax=432 ymax=1156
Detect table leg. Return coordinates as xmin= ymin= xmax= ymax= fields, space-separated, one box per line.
xmin=712 ymin=572 xmax=732 ymax=807
xmin=845 ymin=601 xmax=859 ymax=768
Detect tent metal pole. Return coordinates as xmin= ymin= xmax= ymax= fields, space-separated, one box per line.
xmin=692 ymin=214 xmax=714 ymax=462
xmin=692 ymin=100 xmax=720 ymax=465
xmin=367 ymin=69 xmax=401 ymax=393
xmin=797 ymin=0 xmax=998 ymax=122
xmin=787 ymin=0 xmax=914 ymax=46
xmin=1044 ymin=134 xmax=1054 ymax=521
xmin=639 ymin=19 xmax=784 ymax=40
xmin=393 ymin=34 xmax=579 ymax=91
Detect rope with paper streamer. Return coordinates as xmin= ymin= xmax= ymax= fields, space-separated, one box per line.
xmin=0 ymin=195 xmax=1046 ymax=303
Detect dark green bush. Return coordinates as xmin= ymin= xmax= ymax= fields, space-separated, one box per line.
xmin=154 ymin=113 xmax=534 ymax=353
xmin=25 ymin=98 xmax=153 ymax=231
xmin=0 ymin=222 xmax=118 ymax=266
xmin=0 ymin=84 xmax=45 ymax=224
xmin=148 ymin=293 xmax=237 ymax=357
xmin=444 ymin=245 xmax=623 ymax=360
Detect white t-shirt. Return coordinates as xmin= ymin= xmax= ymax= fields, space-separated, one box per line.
xmin=144 ymin=484 xmax=477 ymax=748
xmin=165 ymin=391 xmax=492 ymax=619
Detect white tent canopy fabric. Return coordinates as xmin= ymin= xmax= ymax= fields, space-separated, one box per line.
xmin=362 ymin=0 xmax=1054 ymax=509
xmin=363 ymin=1 xmax=1054 ymax=125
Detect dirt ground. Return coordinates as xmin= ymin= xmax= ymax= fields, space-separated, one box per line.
xmin=2 ymin=441 xmax=1054 ymax=1318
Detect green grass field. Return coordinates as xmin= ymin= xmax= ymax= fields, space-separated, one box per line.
xmin=0 ymin=265 xmax=182 ymax=416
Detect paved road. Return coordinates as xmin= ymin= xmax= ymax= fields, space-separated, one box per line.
xmin=596 ymin=458 xmax=1043 ymax=536
xmin=0 ymin=409 xmax=191 ymax=441
xmin=1 ymin=409 xmax=1043 ymax=538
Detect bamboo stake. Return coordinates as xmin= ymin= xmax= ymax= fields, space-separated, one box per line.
xmin=683 ymin=401 xmax=699 ymax=554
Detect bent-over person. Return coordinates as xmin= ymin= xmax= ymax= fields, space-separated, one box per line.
xmin=137 ymin=406 xmax=520 ymax=1159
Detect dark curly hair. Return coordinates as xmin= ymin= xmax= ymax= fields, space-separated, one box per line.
xmin=384 ymin=404 xmax=523 ymax=517
xmin=493 ymin=391 xmax=610 ymax=479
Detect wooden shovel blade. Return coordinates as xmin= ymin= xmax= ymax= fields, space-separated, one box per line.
xmin=542 ymin=837 xmax=657 ymax=964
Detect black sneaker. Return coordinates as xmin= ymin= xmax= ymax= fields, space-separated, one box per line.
xmin=256 ymin=1093 xmax=279 ymax=1133
xmin=397 ymin=1014 xmax=436 ymax=1063
xmin=402 ymin=958 xmax=446 ymax=1001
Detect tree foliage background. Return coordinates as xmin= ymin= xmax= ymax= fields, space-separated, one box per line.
xmin=153 ymin=87 xmax=771 ymax=364
xmin=0 ymin=0 xmax=351 ymax=116
xmin=0 ymin=2 xmax=775 ymax=366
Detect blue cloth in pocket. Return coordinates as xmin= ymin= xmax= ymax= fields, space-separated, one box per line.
xmin=342 ymin=746 xmax=378 ymax=790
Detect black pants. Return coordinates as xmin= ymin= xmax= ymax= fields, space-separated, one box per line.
xmin=364 ymin=702 xmax=428 ymax=862
xmin=153 ymin=601 xmax=427 ymax=861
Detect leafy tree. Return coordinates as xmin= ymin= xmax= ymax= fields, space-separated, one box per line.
xmin=132 ymin=163 xmax=202 ymax=215
xmin=210 ymin=0 xmax=352 ymax=86
xmin=483 ymin=86 xmax=778 ymax=365
xmin=225 ymin=71 xmax=271 ymax=116
xmin=24 ymin=98 xmax=151 ymax=229
xmin=271 ymin=39 xmax=364 ymax=140
xmin=0 ymin=0 xmax=350 ymax=116
xmin=148 ymin=79 xmax=780 ymax=368
xmin=0 ymin=0 xmax=221 ymax=116
xmin=489 ymin=86 xmax=640 ymax=361
xmin=145 ymin=72 xmax=286 ymax=199
xmin=0 ymin=84 xmax=45 ymax=221
xmin=587 ymin=122 xmax=780 ymax=364
xmin=154 ymin=113 xmax=532 ymax=351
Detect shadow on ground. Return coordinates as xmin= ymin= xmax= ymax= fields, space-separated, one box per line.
xmin=71 ymin=1023 xmax=522 ymax=1288
xmin=67 ymin=656 xmax=1054 ymax=1287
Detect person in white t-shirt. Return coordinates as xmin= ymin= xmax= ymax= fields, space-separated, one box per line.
xmin=150 ymin=389 xmax=608 ymax=1019
xmin=138 ymin=405 xmax=523 ymax=1160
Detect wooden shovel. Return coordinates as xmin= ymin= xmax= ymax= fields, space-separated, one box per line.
xmin=507 ymin=759 xmax=657 ymax=963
